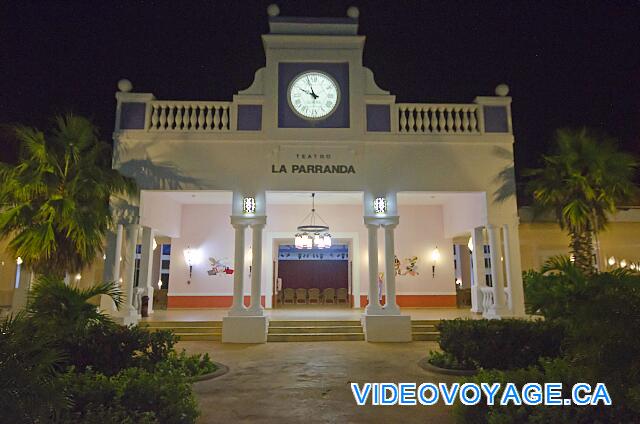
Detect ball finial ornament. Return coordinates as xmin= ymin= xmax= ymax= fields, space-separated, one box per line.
xmin=495 ymin=83 xmax=509 ymax=97
xmin=117 ymin=79 xmax=132 ymax=93
xmin=267 ymin=4 xmax=280 ymax=17
xmin=347 ymin=6 xmax=360 ymax=18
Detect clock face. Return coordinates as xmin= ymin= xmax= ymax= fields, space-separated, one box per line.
xmin=287 ymin=71 xmax=340 ymax=120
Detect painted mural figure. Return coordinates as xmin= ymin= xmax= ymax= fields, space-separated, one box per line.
xmin=394 ymin=255 xmax=419 ymax=276
xmin=208 ymin=257 xmax=234 ymax=276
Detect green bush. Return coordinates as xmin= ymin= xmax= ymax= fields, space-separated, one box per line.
xmin=61 ymin=366 xmax=199 ymax=424
xmin=427 ymin=350 xmax=476 ymax=371
xmin=69 ymin=321 xmax=178 ymax=375
xmin=436 ymin=318 xmax=565 ymax=370
xmin=454 ymin=358 xmax=637 ymax=424
xmin=156 ymin=350 xmax=218 ymax=378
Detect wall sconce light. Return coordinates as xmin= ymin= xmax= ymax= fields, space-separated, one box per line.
xmin=455 ymin=278 xmax=462 ymax=288
xmin=243 ymin=197 xmax=256 ymax=214
xmin=430 ymin=246 xmax=440 ymax=278
xmin=373 ymin=197 xmax=387 ymax=214
xmin=157 ymin=279 xmax=163 ymax=290
xmin=75 ymin=273 xmax=82 ymax=281
xmin=184 ymin=246 xmax=201 ymax=284
xmin=608 ymin=256 xmax=616 ymax=266
xmin=153 ymin=238 xmax=158 ymax=251
xmin=467 ymin=237 xmax=473 ymax=252
xmin=16 ymin=257 xmax=23 ymax=265
xmin=620 ymin=259 xmax=627 ymax=268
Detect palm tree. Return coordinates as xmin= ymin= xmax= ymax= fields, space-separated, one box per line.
xmin=526 ymin=128 xmax=637 ymax=274
xmin=0 ymin=114 xmax=136 ymax=277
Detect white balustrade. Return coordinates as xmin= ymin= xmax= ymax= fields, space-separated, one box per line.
xmin=148 ymin=101 xmax=231 ymax=131
xmin=396 ymin=103 xmax=481 ymax=134
xmin=480 ymin=287 xmax=494 ymax=314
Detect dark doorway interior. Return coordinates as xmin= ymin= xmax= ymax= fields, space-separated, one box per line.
xmin=278 ymin=260 xmax=348 ymax=290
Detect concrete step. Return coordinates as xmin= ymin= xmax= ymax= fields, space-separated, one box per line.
xmin=411 ymin=320 xmax=441 ymax=326
xmin=146 ymin=326 xmax=222 ymax=334
xmin=140 ymin=320 xmax=222 ymax=328
xmin=267 ymin=333 xmax=365 ymax=342
xmin=269 ymin=325 xmax=364 ymax=334
xmin=412 ymin=331 xmax=440 ymax=341
xmin=268 ymin=320 xmax=361 ymax=327
xmin=411 ymin=324 xmax=438 ymax=331
xmin=175 ymin=333 xmax=222 ymax=341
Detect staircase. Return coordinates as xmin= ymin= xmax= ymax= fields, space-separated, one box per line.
xmin=267 ymin=320 xmax=365 ymax=342
xmin=411 ymin=320 xmax=440 ymax=341
xmin=141 ymin=320 xmax=222 ymax=341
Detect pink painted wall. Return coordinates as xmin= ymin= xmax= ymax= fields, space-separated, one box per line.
xmin=168 ymin=202 xmax=457 ymax=300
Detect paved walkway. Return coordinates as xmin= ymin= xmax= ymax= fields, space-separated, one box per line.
xmin=180 ymin=341 xmax=459 ymax=424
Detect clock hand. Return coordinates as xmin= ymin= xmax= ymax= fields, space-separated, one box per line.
xmin=306 ymin=77 xmax=319 ymax=99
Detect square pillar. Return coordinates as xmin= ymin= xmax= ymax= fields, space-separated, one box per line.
xmin=485 ymin=224 xmax=509 ymax=319
xmin=503 ymin=223 xmax=525 ymax=316
xmin=470 ymin=226 xmax=487 ymax=313
xmin=100 ymin=224 xmax=123 ymax=314
xmin=119 ymin=223 xmax=139 ymax=325
xmin=138 ymin=226 xmax=155 ymax=315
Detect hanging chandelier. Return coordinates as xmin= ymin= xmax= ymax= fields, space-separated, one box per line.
xmin=294 ymin=193 xmax=332 ymax=249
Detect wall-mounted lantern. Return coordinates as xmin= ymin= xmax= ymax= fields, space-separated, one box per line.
xmin=373 ymin=197 xmax=387 ymax=214
xmin=430 ymin=246 xmax=441 ymax=278
xmin=620 ymin=259 xmax=628 ymax=268
xmin=467 ymin=237 xmax=473 ymax=252
xmin=157 ymin=279 xmax=163 ymax=290
xmin=608 ymin=256 xmax=616 ymax=266
xmin=243 ymin=197 xmax=256 ymax=214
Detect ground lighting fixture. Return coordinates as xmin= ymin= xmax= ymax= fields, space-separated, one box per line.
xmin=294 ymin=193 xmax=332 ymax=250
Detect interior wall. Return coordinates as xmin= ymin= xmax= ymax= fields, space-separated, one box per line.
xmin=167 ymin=201 xmax=462 ymax=307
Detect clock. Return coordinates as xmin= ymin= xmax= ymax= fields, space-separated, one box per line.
xmin=287 ymin=71 xmax=340 ymax=120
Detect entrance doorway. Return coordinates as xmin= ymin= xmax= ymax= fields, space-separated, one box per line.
xmin=273 ymin=244 xmax=351 ymax=308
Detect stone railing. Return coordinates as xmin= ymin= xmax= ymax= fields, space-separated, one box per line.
xmin=396 ymin=103 xmax=482 ymax=134
xmin=148 ymin=101 xmax=231 ymax=131
xmin=480 ymin=287 xmax=494 ymax=313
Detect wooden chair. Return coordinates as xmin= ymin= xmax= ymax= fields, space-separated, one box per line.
xmin=295 ymin=288 xmax=307 ymax=304
xmin=283 ymin=288 xmax=295 ymax=304
xmin=336 ymin=288 xmax=348 ymax=304
xmin=323 ymin=288 xmax=336 ymax=304
xmin=308 ymin=288 xmax=321 ymax=304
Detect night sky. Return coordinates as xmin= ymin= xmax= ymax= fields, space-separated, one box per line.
xmin=1 ymin=1 xmax=639 ymax=194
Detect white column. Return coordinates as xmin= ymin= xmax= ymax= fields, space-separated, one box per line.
xmin=487 ymin=224 xmax=508 ymax=317
xmin=139 ymin=226 xmax=155 ymax=315
xmin=503 ymin=223 xmax=525 ymax=316
xmin=365 ymin=223 xmax=382 ymax=314
xmin=383 ymin=223 xmax=400 ymax=314
xmin=470 ymin=226 xmax=486 ymax=313
xmin=248 ymin=223 xmax=264 ymax=315
xmin=123 ymin=223 xmax=139 ymax=315
xmin=113 ymin=224 xmax=124 ymax=284
xmin=229 ymin=223 xmax=247 ymax=315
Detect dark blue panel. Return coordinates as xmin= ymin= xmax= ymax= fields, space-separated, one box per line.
xmin=483 ymin=106 xmax=509 ymax=133
xmin=366 ymin=104 xmax=391 ymax=132
xmin=278 ymin=62 xmax=350 ymax=128
xmin=120 ymin=102 xmax=146 ymax=129
xmin=237 ymin=105 xmax=262 ymax=131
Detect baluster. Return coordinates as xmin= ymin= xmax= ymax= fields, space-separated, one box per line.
xmin=150 ymin=105 xmax=159 ymax=130
xmin=221 ymin=106 xmax=229 ymax=130
xmin=399 ymin=107 xmax=407 ymax=132
xmin=430 ymin=107 xmax=438 ymax=133
xmin=415 ymin=107 xmax=423 ymax=133
xmin=205 ymin=106 xmax=213 ymax=130
xmin=446 ymin=108 xmax=454 ymax=133
xmin=470 ymin=108 xmax=478 ymax=133
xmin=462 ymin=107 xmax=470 ymax=132
xmin=188 ymin=104 xmax=196 ymax=130
xmin=175 ymin=105 xmax=183 ymax=130
xmin=454 ymin=107 xmax=462 ymax=132
xmin=407 ymin=107 xmax=415 ymax=132
xmin=197 ymin=105 xmax=205 ymax=130
xmin=167 ymin=105 xmax=175 ymax=130
xmin=212 ymin=107 xmax=220 ymax=130
xmin=436 ymin=107 xmax=445 ymax=133
xmin=158 ymin=105 xmax=167 ymax=130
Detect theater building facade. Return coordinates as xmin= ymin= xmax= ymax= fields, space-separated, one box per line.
xmin=102 ymin=7 xmax=525 ymax=342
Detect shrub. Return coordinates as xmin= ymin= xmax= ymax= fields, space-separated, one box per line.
xmin=156 ymin=350 xmax=217 ymax=378
xmin=454 ymin=358 xmax=637 ymax=424
xmin=427 ymin=350 xmax=476 ymax=371
xmin=60 ymin=366 xmax=199 ymax=424
xmin=68 ymin=321 xmax=178 ymax=375
xmin=436 ymin=318 xmax=564 ymax=370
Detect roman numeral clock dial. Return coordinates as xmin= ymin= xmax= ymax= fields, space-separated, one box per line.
xmin=287 ymin=71 xmax=340 ymax=120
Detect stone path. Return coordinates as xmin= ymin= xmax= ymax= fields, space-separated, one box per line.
xmin=179 ymin=341 xmax=459 ymax=424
